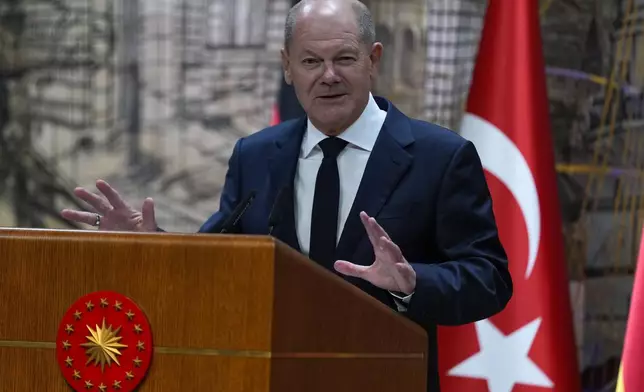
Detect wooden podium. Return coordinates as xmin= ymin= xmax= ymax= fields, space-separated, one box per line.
xmin=0 ymin=228 xmax=427 ymax=391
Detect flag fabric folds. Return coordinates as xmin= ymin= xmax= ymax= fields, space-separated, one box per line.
xmin=437 ymin=0 xmax=581 ymax=391
xmin=616 ymin=228 xmax=644 ymax=392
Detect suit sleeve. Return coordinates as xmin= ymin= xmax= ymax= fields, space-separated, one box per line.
xmin=406 ymin=140 xmax=513 ymax=326
xmin=198 ymin=138 xmax=244 ymax=233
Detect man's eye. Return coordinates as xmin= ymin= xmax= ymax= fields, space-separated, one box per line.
xmin=302 ymin=58 xmax=318 ymax=65
xmin=338 ymin=57 xmax=356 ymax=63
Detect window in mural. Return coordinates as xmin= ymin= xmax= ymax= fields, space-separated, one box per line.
xmin=207 ymin=0 xmax=268 ymax=47
xmin=375 ymin=24 xmax=393 ymax=88
xmin=401 ymin=27 xmax=416 ymax=87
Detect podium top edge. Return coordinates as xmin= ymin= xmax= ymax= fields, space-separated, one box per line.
xmin=0 ymin=227 xmax=277 ymax=245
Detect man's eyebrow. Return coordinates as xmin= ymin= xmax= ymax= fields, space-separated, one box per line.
xmin=301 ymin=49 xmax=320 ymax=57
xmin=336 ymin=47 xmax=359 ymax=55
xmin=299 ymin=46 xmax=359 ymax=57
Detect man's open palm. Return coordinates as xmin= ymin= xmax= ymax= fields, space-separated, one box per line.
xmin=61 ymin=180 xmax=157 ymax=232
xmin=334 ymin=211 xmax=416 ymax=294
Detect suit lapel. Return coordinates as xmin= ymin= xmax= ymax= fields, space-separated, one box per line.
xmin=335 ymin=100 xmax=414 ymax=263
xmin=267 ymin=118 xmax=306 ymax=252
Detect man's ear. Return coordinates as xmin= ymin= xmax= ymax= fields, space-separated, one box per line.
xmin=281 ymin=48 xmax=292 ymax=85
xmin=369 ymin=42 xmax=383 ymax=78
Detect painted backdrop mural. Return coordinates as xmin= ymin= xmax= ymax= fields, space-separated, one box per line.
xmin=0 ymin=0 xmax=430 ymax=232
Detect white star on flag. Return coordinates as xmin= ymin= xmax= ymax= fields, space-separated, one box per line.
xmin=448 ymin=317 xmax=553 ymax=392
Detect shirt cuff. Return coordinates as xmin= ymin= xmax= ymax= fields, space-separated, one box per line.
xmin=389 ymin=291 xmax=414 ymax=312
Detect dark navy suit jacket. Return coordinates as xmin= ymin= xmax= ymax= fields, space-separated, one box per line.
xmin=199 ymin=96 xmax=513 ymax=391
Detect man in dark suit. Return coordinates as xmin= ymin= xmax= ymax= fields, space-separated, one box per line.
xmin=62 ymin=0 xmax=512 ymax=390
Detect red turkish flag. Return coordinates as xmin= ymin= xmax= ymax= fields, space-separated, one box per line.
xmin=438 ymin=1 xmax=581 ymax=391
xmin=616 ymin=226 xmax=644 ymax=391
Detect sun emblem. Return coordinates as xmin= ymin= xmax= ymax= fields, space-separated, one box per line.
xmin=56 ymin=291 xmax=153 ymax=392
xmin=80 ymin=318 xmax=128 ymax=371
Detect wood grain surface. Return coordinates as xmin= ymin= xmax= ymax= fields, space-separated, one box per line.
xmin=0 ymin=228 xmax=427 ymax=391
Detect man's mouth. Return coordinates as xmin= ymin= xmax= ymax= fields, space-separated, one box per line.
xmin=319 ymin=93 xmax=346 ymax=99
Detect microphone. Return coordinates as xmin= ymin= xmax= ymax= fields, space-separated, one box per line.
xmin=268 ymin=186 xmax=289 ymax=235
xmin=217 ymin=190 xmax=257 ymax=234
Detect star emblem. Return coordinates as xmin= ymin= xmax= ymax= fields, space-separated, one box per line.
xmin=85 ymin=301 xmax=94 ymax=311
xmin=113 ymin=380 xmax=122 ymax=389
xmin=100 ymin=298 xmax=109 ymax=308
xmin=72 ymin=370 xmax=81 ymax=380
xmin=133 ymin=324 xmax=143 ymax=334
xmin=79 ymin=318 xmax=128 ymax=371
xmin=74 ymin=310 xmax=83 ymax=320
xmin=448 ymin=318 xmax=553 ymax=392
xmin=125 ymin=310 xmax=135 ymax=321
xmin=65 ymin=356 xmax=73 ymax=367
xmin=62 ymin=340 xmax=71 ymax=350
xmin=114 ymin=301 xmax=123 ymax=311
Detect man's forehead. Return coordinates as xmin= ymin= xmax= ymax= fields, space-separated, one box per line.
xmin=290 ymin=27 xmax=362 ymax=53
xmin=298 ymin=11 xmax=357 ymax=28
xmin=293 ymin=14 xmax=359 ymax=42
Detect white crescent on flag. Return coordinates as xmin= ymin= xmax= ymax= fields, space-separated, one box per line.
xmin=459 ymin=113 xmax=541 ymax=279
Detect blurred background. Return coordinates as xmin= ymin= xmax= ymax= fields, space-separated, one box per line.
xmin=0 ymin=0 xmax=642 ymax=389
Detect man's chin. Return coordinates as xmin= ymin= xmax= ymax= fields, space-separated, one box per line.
xmin=313 ymin=102 xmax=352 ymax=117
xmin=310 ymin=115 xmax=353 ymax=135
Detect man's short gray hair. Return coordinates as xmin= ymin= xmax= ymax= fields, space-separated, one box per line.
xmin=284 ymin=0 xmax=376 ymax=51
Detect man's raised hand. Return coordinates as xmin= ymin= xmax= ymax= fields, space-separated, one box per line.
xmin=61 ymin=180 xmax=158 ymax=232
xmin=333 ymin=211 xmax=416 ymax=295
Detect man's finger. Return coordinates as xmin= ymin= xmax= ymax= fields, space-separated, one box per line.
xmin=72 ymin=188 xmax=112 ymax=214
xmin=394 ymin=263 xmax=416 ymax=295
xmin=360 ymin=212 xmax=392 ymax=248
xmin=368 ymin=216 xmax=391 ymax=241
xmin=96 ymin=180 xmax=129 ymax=210
xmin=380 ymin=238 xmax=413 ymax=293
xmin=360 ymin=212 xmax=380 ymax=247
xmin=60 ymin=209 xmax=99 ymax=226
xmin=381 ymin=237 xmax=403 ymax=263
xmin=141 ymin=197 xmax=157 ymax=232
xmin=333 ymin=260 xmax=369 ymax=278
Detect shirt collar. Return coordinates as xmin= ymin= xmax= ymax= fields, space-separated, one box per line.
xmin=301 ymin=93 xmax=384 ymax=158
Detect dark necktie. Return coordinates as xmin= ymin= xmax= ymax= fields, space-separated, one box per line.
xmin=309 ymin=137 xmax=348 ymax=269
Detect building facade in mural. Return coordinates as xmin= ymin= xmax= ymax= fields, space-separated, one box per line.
xmin=366 ymin=0 xmax=427 ymax=118
xmin=0 ymin=0 xmax=432 ymax=232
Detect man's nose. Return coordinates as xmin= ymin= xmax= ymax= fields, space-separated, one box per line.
xmin=321 ymin=61 xmax=341 ymax=84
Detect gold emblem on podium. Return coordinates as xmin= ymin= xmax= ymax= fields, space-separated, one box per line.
xmin=56 ymin=291 xmax=153 ymax=392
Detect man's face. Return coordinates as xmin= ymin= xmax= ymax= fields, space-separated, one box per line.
xmin=281 ymin=9 xmax=382 ymax=135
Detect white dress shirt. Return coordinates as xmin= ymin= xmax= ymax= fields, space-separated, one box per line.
xmin=293 ymin=93 xmax=412 ymax=311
